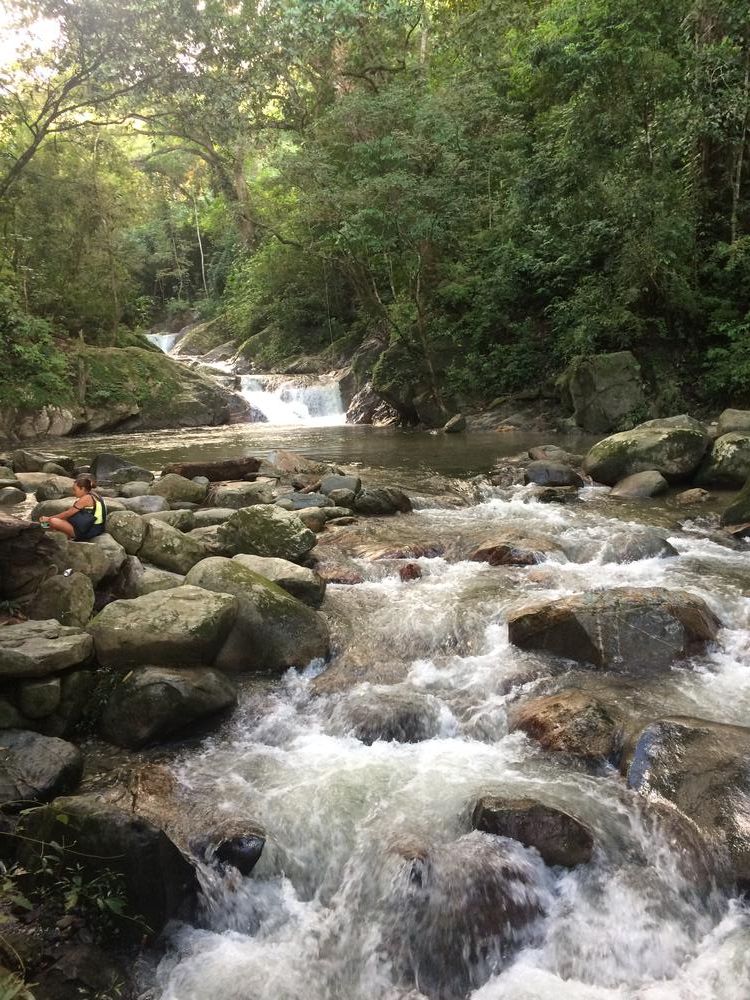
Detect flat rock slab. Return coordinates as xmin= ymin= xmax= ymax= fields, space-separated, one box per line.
xmin=472 ymin=795 xmax=594 ymax=867
xmin=162 ymin=457 xmax=261 ymax=481
xmin=0 ymin=620 xmax=94 ymax=678
xmin=508 ymin=587 xmax=720 ymax=673
xmin=0 ymin=729 xmax=83 ymax=807
xmin=232 ymin=553 xmax=326 ymax=607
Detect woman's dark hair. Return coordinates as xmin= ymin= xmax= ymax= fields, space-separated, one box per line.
xmin=74 ymin=474 xmax=96 ymax=492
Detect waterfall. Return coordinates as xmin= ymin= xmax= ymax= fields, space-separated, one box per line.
xmin=239 ymin=375 xmax=345 ymax=426
xmin=147 ymin=332 xmax=181 ymax=354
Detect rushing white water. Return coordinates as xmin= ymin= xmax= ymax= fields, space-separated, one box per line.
xmin=147 ymin=331 xmax=182 ymax=353
xmin=154 ymin=487 xmax=750 ymax=1000
xmin=239 ymin=375 xmax=346 ymax=426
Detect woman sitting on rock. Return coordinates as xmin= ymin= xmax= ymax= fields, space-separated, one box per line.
xmin=39 ymin=474 xmax=107 ymax=541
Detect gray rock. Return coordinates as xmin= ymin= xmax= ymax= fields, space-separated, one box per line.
xmin=297 ymin=507 xmax=327 ymax=532
xmin=187 ymin=524 xmax=232 ymax=556
xmin=109 ymin=465 xmax=155 ymax=485
xmin=211 ymin=481 xmax=276 ymax=509
xmin=185 ymin=557 xmax=329 ymax=672
xmin=64 ymin=536 xmax=125 ymax=585
xmin=101 ymin=666 xmax=237 ymax=748
xmin=27 ymin=572 xmax=95 ymax=628
xmin=120 ymin=494 xmax=170 ymax=515
xmin=139 ymin=518 xmax=207 ymax=575
xmin=472 ymin=796 xmax=593 ymax=867
xmin=119 ymin=480 xmax=152 ymax=498
xmin=610 ymin=470 xmax=669 ymax=498
xmin=16 ymin=472 xmax=74 ymax=497
xmin=471 ymin=530 xmax=562 ymax=566
xmin=0 ymin=487 xmax=25 ymax=505
xmin=106 ymin=510 xmax=146 ymax=555
xmin=232 ymin=554 xmax=326 ymax=607
xmin=149 ymin=473 xmax=207 ymax=505
xmin=285 ymin=491 xmax=334 ymax=510
xmin=0 ymin=620 xmax=93 ymax=678
xmin=90 ymin=453 xmax=131 ymax=480
xmin=600 ymin=530 xmax=678 ymax=563
xmin=560 ymin=351 xmax=645 ymax=433
xmin=320 ymin=474 xmax=362 ymax=496
xmin=193 ymin=508 xmax=235 ymax=528
xmin=12 ymin=450 xmax=74 ymax=474
xmin=218 ymin=505 xmax=317 ymax=562
xmin=88 ymin=585 xmax=238 ymax=670
xmin=721 ymin=477 xmax=750 ymax=526
xmin=143 ymin=508 xmax=196 ymax=532
xmin=524 ymin=461 xmax=584 ymax=488
xmin=326 ymin=489 xmax=356 ymax=508
xmin=18 ymin=677 xmax=61 ymax=719
xmin=354 ymin=488 xmax=412 ymax=516
xmin=443 ymin=413 xmax=467 ymax=433
xmin=114 ymin=555 xmax=185 ymax=598
xmin=0 ymin=467 xmax=22 ymax=489
xmin=0 ymin=729 xmax=82 ymax=806
xmin=716 ymin=409 xmax=750 ymax=437
xmin=583 ymin=423 xmax=710 ymax=485
xmin=697 ymin=433 xmax=750 ymax=487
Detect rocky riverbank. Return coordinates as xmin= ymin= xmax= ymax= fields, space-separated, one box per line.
xmin=0 ymin=420 xmax=749 ymax=999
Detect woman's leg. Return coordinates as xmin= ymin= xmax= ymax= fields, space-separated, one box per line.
xmin=47 ymin=517 xmax=75 ymax=538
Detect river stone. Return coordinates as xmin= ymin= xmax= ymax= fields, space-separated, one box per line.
xmin=0 ymin=620 xmax=93 ymax=678
xmin=0 ymin=730 xmax=83 ymax=807
xmin=0 ymin=468 xmax=22 ymax=489
xmin=143 ymin=508 xmax=195 ymax=532
xmin=41 ymin=461 xmax=69 ymax=477
xmin=0 ymin=487 xmax=25 ymax=505
xmin=320 ymin=474 xmax=361 ymax=496
xmin=329 ymin=686 xmax=443 ymax=744
xmin=193 ymin=508 xmax=235 ymax=528
xmin=471 ymin=531 xmax=562 ymax=566
xmin=285 ymin=491 xmax=334 ymax=510
xmin=120 ymin=494 xmax=170 ymax=514
xmin=11 ymin=449 xmax=73 ymax=474
xmin=211 ymin=481 xmax=275 ymax=509
xmin=508 ymin=689 xmax=622 ymax=764
xmin=115 ymin=555 xmax=185 ymax=598
xmin=162 ymin=457 xmax=262 ymax=481
xmin=27 ymin=572 xmax=95 ymax=628
xmin=218 ymin=505 xmax=316 ymax=561
xmin=472 ymin=796 xmax=594 ymax=868
xmin=721 ymin=477 xmax=750 ymax=526
xmin=187 ymin=524 xmax=233 ymax=556
xmin=354 ymin=488 xmax=412 ymax=516
xmin=560 ymin=351 xmax=645 ymax=433
xmin=18 ymin=676 xmax=61 ymax=719
xmin=185 ymin=557 xmax=329 ymax=672
xmin=90 ymin=453 xmax=131 ymax=480
xmin=148 ymin=473 xmax=207 ymax=505
xmin=297 ymin=507 xmax=327 ymax=532
xmin=63 ymin=538 xmax=118 ymax=586
xmin=443 ymin=413 xmax=466 ymax=433
xmin=381 ymin=831 xmax=549 ymax=999
xmin=326 ymin=489 xmax=356 ymax=508
xmin=583 ymin=424 xmax=709 ymax=484
xmin=716 ymin=409 xmax=750 ymax=437
xmin=16 ymin=472 xmax=74 ymax=495
xmin=18 ymin=794 xmax=199 ymax=932
xmin=88 ymin=585 xmax=238 ymax=670
xmin=139 ymin=518 xmax=208 ymax=575
xmin=508 ymin=588 xmax=720 ymax=674
xmin=106 ymin=510 xmax=146 ymax=555
xmin=524 ymin=461 xmax=584 ymax=488
xmin=676 ymin=488 xmax=712 ymax=506
xmin=100 ymin=666 xmax=237 ymax=748
xmin=625 ymin=717 xmax=750 ymax=887
xmin=697 ymin=433 xmax=750 ymax=487
xmin=119 ymin=480 xmax=151 ymax=498
xmin=201 ymin=825 xmax=265 ymax=877
xmin=109 ymin=465 xmax=154 ymax=485
xmin=599 ymin=530 xmax=678 ymax=563
xmin=610 ymin=470 xmax=669 ymax=498
xmin=232 ymin=554 xmax=326 ymax=607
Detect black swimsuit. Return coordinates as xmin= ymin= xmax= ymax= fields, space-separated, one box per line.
xmin=69 ymin=494 xmax=106 ymax=541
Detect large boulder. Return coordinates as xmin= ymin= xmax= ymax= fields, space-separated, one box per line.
xmin=472 ymin=796 xmax=594 ymax=867
xmin=11 ymin=449 xmax=74 ymax=474
xmin=18 ymin=794 xmax=199 ymax=933
xmin=354 ymin=488 xmax=412 ymax=516
xmin=625 ymin=717 xmax=750 ymax=887
xmin=27 ymin=572 xmax=95 ymax=628
xmin=507 ymin=588 xmax=720 ymax=674
xmin=471 ymin=531 xmax=562 ymax=566
xmin=232 ymin=554 xmax=326 ymax=607
xmin=599 ymin=530 xmax=678 ymax=564
xmin=0 ymin=486 xmax=25 ymax=505
xmin=193 ymin=507 xmax=235 ymax=528
xmin=583 ymin=420 xmax=709 ymax=484
xmin=120 ymin=494 xmax=170 ymax=514
xmin=106 ymin=510 xmax=146 ymax=555
xmin=560 ymin=351 xmax=645 ymax=433
xmin=610 ymin=470 xmax=669 ymax=498
xmin=100 ymin=666 xmax=237 ymax=748
xmin=109 ymin=464 xmax=155 ymax=485
xmin=211 ymin=481 xmax=275 ymax=509
xmin=64 ymin=537 xmax=123 ymax=586
xmin=0 ymin=620 xmax=93 ymax=678
xmin=148 ymin=473 xmax=207 ymax=505
xmin=88 ymin=586 xmax=238 ymax=669
xmin=721 ymin=476 xmax=750 ymax=526
xmin=0 ymin=730 xmax=83 ymax=807
xmin=185 ymin=557 xmax=329 ymax=672
xmin=143 ymin=508 xmax=196 ymax=532
xmin=139 ymin=518 xmax=207 ymax=575
xmin=0 ymin=514 xmax=67 ymax=599
xmin=329 ymin=686 xmax=443 ymax=744
xmin=697 ymin=433 xmax=750 ymax=487
xmin=716 ymin=409 xmax=750 ymax=436
xmin=217 ymin=505 xmax=316 ymax=561
xmin=16 ymin=471 xmax=74 ymax=496
xmin=508 ymin=688 xmax=622 ymax=764
xmin=320 ymin=474 xmax=361 ymax=496
xmin=90 ymin=453 xmax=131 ymax=480
xmin=524 ymin=461 xmax=583 ymax=488
xmin=114 ymin=556 xmax=184 ymax=598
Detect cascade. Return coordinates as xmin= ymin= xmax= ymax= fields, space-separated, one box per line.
xmin=239 ymin=374 xmax=346 ymax=426
xmin=147 ymin=331 xmax=181 ymax=353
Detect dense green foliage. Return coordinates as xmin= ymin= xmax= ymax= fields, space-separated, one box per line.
xmin=1 ymin=0 xmax=749 ymax=411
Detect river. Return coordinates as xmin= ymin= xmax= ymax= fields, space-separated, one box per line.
xmin=44 ymin=407 xmax=750 ymax=999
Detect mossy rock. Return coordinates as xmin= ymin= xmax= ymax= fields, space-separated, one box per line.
xmin=583 ymin=425 xmax=709 ymax=485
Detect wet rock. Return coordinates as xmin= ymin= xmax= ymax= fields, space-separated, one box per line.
xmin=583 ymin=420 xmax=709 ymax=485
xmin=320 ymin=474 xmax=361 ymax=496
xmin=193 ymin=507 xmax=236 ymax=528
xmin=365 ymin=542 xmax=445 ymax=560
xmin=194 ymin=819 xmax=266 ymax=876
xmin=89 ymin=453 xmax=131 ymax=480
xmin=211 ymin=481 xmax=275 ymax=509
xmin=471 ymin=531 xmax=562 ymax=566
xmin=0 ymin=730 xmax=82 ymax=807
xmin=443 ymin=413 xmax=466 ymax=433
xmin=560 ymin=351 xmax=645 ymax=433
xmin=0 ymin=487 xmax=24 ymax=505
xmin=534 ymin=486 xmax=580 ymax=504
xmin=232 ymin=554 xmax=326 ymax=607
xmin=676 ymin=487 xmax=712 ymax=506
xmin=524 ymin=461 xmax=583 ymax=488
xmin=185 ymin=557 xmax=329 ymax=672
xmin=316 ymin=563 xmax=364 ymax=585
xmin=610 ymin=470 xmax=669 ymax=498
xmin=143 ymin=508 xmax=195 ymax=532
xmin=327 ymin=515 xmax=358 ymax=526
xmin=101 ymin=666 xmax=237 ymax=748
xmin=508 ymin=588 xmax=720 ymax=673
xmin=105 ymin=510 xmax=146 ymax=555
xmin=120 ymin=494 xmax=169 ymax=515
xmin=139 ymin=518 xmax=207 ymax=575
xmin=119 ymin=479 xmax=151 ymax=498
xmin=354 ymin=489 xmax=406 ymax=516
xmin=27 ymin=572 xmax=95 ymax=628
xmin=625 ymin=717 xmax=750 ymax=887
xmin=285 ymin=491 xmax=334 ymax=510
xmin=330 ymin=686 xmax=443 ymax=744
xmin=381 ymin=831 xmax=550 ymax=1000
xmin=265 ymin=449 xmax=325 ymax=475
xmin=472 ymin=796 xmax=594 ymax=867
xmin=162 ymin=457 xmax=262 ymax=481
xmin=31 ymin=943 xmax=127 ymax=1000
xmin=721 ymin=476 xmax=750 ymax=526
xmin=88 ymin=585 xmax=238 ymax=670
xmin=508 ymin=689 xmax=622 ymax=764
xmin=149 ymin=473 xmax=207 ymax=505
xmin=18 ymin=793 xmax=199 ymax=933
xmin=218 ymin=505 xmax=317 ymax=562
xmin=400 ymin=563 xmax=422 ymax=582
xmin=599 ymin=529 xmax=678 ymax=563
xmin=0 ymin=620 xmax=93 ymax=678
xmin=697 ymin=432 xmax=750 ymax=487
xmin=327 ymin=488 xmax=357 ymax=508
xmin=109 ymin=464 xmax=154 ymax=485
